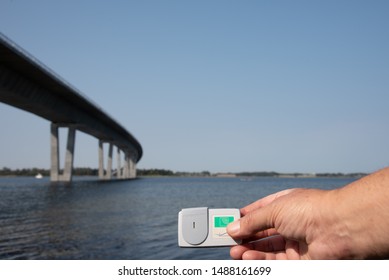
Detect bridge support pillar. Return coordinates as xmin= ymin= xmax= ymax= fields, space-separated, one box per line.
xmin=122 ymin=153 xmax=136 ymax=179
xmin=106 ymin=143 xmax=113 ymax=179
xmin=123 ymin=153 xmax=129 ymax=179
xmin=98 ymin=140 xmax=116 ymax=180
xmin=50 ymin=124 xmax=60 ymax=181
xmin=98 ymin=140 xmax=106 ymax=179
xmin=131 ymin=155 xmax=137 ymax=178
xmin=50 ymin=123 xmax=76 ymax=182
xmin=117 ymin=147 xmax=122 ymax=179
xmin=98 ymin=142 xmax=136 ymax=180
xmin=129 ymin=155 xmax=136 ymax=178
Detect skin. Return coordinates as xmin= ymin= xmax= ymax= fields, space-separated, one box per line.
xmin=227 ymin=167 xmax=389 ymax=260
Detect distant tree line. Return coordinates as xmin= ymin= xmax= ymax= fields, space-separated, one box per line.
xmin=137 ymin=168 xmax=174 ymax=176
xmin=236 ymin=171 xmax=368 ymax=178
xmin=136 ymin=169 xmax=211 ymax=177
xmin=315 ymin=172 xmax=367 ymax=178
xmin=236 ymin=171 xmax=279 ymax=177
xmin=138 ymin=169 xmax=367 ymax=178
xmin=0 ymin=167 xmax=367 ymax=178
xmin=0 ymin=167 xmax=98 ymax=177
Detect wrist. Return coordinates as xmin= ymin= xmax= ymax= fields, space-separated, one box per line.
xmin=302 ymin=188 xmax=357 ymax=259
xmin=324 ymin=170 xmax=389 ymax=259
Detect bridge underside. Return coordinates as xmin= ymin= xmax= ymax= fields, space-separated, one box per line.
xmin=0 ymin=34 xmax=142 ymax=181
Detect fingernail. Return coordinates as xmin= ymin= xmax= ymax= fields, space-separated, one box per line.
xmin=227 ymin=220 xmax=240 ymax=235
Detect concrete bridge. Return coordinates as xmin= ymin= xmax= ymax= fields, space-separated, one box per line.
xmin=0 ymin=33 xmax=142 ymax=182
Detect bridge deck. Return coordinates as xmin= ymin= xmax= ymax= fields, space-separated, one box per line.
xmin=0 ymin=33 xmax=142 ymax=162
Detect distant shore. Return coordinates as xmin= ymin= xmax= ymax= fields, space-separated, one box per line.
xmin=0 ymin=167 xmax=368 ymax=178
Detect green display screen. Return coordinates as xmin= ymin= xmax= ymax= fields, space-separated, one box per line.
xmin=214 ymin=216 xmax=234 ymax=228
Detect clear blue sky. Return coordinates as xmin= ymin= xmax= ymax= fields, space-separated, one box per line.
xmin=1 ymin=0 xmax=389 ymax=173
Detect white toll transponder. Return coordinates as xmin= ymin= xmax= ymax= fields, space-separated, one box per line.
xmin=178 ymin=207 xmax=241 ymax=247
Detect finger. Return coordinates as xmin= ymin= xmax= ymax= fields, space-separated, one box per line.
xmin=241 ymin=228 xmax=279 ymax=243
xmin=227 ymin=205 xmax=276 ymax=239
xmin=242 ymin=250 xmax=288 ymax=260
xmin=248 ymin=235 xmax=286 ymax=252
xmin=230 ymin=234 xmax=285 ymax=259
xmin=285 ymin=239 xmax=301 ymax=260
xmin=241 ymin=250 xmax=268 ymax=260
xmin=241 ymin=188 xmax=296 ymax=215
xmin=230 ymin=244 xmax=253 ymax=260
xmin=242 ymin=240 xmax=302 ymax=260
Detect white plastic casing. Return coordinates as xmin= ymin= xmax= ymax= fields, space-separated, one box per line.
xmin=178 ymin=207 xmax=241 ymax=247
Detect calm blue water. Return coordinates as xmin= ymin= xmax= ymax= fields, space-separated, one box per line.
xmin=0 ymin=176 xmax=356 ymax=260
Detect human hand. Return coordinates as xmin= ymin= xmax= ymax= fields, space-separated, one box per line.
xmin=227 ymin=168 xmax=389 ymax=260
xmin=227 ymin=188 xmax=347 ymax=260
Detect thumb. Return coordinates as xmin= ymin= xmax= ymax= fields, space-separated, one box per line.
xmin=227 ymin=205 xmax=276 ymax=239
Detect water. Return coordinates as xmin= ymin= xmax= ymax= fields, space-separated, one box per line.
xmin=0 ymin=176 xmax=356 ymax=260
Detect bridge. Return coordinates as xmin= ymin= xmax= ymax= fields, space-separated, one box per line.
xmin=0 ymin=33 xmax=143 ymax=182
